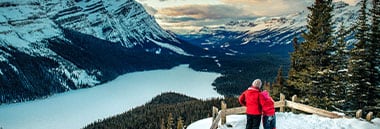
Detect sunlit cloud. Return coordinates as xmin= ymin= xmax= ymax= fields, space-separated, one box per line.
xmin=220 ymin=0 xmax=312 ymax=16
xmin=137 ymin=0 xmax=360 ymax=33
xmin=158 ymin=4 xmax=252 ymax=19
xmin=154 ymin=4 xmax=256 ymax=33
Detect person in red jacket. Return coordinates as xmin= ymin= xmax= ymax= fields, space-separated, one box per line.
xmin=260 ymin=90 xmax=276 ymax=129
xmin=239 ymin=79 xmax=263 ymax=129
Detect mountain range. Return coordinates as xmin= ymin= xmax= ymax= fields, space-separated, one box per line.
xmin=179 ymin=1 xmax=359 ymax=56
xmin=0 ymin=0 xmax=362 ymax=104
xmin=0 ymin=0 xmax=205 ymax=103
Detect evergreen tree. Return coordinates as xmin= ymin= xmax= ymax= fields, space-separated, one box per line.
xmin=273 ymin=66 xmax=287 ymax=99
xmin=176 ymin=116 xmax=184 ymax=129
xmin=288 ymin=0 xmax=334 ymax=108
xmin=167 ymin=113 xmax=174 ymax=129
xmin=331 ymin=23 xmax=350 ymax=110
xmin=370 ymin=0 xmax=380 ymax=109
xmin=286 ymin=37 xmax=303 ymax=97
xmin=160 ymin=118 xmax=166 ymax=129
xmin=348 ymin=0 xmax=372 ymax=110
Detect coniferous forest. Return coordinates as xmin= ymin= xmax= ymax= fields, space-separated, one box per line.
xmin=84 ymin=92 xmax=241 ymax=129
xmin=278 ymin=0 xmax=380 ymax=116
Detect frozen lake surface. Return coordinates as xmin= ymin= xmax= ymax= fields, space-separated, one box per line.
xmin=0 ymin=65 xmax=221 ymax=129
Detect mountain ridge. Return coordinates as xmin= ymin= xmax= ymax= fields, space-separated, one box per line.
xmin=0 ymin=0 xmax=204 ymax=104
xmin=179 ymin=1 xmax=358 ymax=56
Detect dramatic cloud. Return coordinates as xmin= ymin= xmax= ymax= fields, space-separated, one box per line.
xmin=158 ymin=4 xmax=252 ymax=20
xmin=138 ymin=0 xmax=360 ymax=33
xmin=153 ymin=4 xmax=255 ymax=33
xmin=221 ymin=0 xmax=312 ymax=16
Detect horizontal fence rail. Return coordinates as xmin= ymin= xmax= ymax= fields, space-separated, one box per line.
xmin=210 ymin=93 xmax=374 ymax=129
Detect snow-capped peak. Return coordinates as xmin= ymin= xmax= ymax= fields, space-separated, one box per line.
xmin=0 ymin=0 xmax=198 ymax=103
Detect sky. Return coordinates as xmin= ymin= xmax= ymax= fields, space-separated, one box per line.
xmin=136 ymin=0 xmax=359 ymax=33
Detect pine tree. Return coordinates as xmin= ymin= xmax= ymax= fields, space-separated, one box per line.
xmin=263 ymin=81 xmax=271 ymax=92
xmin=331 ymin=23 xmax=350 ymax=110
xmin=176 ymin=116 xmax=184 ymax=129
xmin=166 ymin=113 xmax=174 ymax=129
xmin=160 ymin=118 xmax=166 ymax=129
xmin=273 ymin=66 xmax=287 ymax=99
xmin=287 ymin=37 xmax=304 ymax=98
xmin=370 ymin=0 xmax=380 ymax=110
xmin=348 ymin=0 xmax=372 ymax=110
xmin=288 ymin=0 xmax=334 ymax=108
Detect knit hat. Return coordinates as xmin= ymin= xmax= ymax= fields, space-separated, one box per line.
xmin=252 ymin=79 xmax=262 ymax=88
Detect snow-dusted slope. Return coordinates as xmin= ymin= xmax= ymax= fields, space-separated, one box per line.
xmin=188 ymin=112 xmax=380 ymax=129
xmin=180 ymin=1 xmax=359 ymax=55
xmin=0 ymin=0 xmax=190 ymax=54
xmin=48 ymin=0 xmax=182 ymax=47
xmin=0 ymin=0 xmax=201 ymax=103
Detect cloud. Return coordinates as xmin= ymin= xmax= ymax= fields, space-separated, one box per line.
xmin=158 ymin=4 xmax=252 ymax=20
xmin=220 ymin=0 xmax=312 ymax=16
xmin=141 ymin=3 xmax=158 ymax=15
xmin=159 ymin=17 xmax=199 ymax=23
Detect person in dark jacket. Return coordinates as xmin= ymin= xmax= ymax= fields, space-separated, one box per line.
xmin=239 ymin=79 xmax=264 ymax=129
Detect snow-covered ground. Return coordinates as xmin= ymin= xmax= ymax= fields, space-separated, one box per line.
xmin=0 ymin=65 xmax=222 ymax=129
xmin=188 ymin=112 xmax=380 ymax=129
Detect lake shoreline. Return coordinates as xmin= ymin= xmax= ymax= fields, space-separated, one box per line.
xmin=0 ymin=65 xmax=222 ymax=129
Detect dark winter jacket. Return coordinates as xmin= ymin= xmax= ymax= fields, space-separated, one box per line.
xmin=239 ymin=86 xmax=263 ymax=115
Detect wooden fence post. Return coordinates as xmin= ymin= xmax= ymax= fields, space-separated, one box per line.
xmin=280 ymin=93 xmax=285 ymax=112
xmin=221 ymin=101 xmax=227 ymax=125
xmin=212 ymin=106 xmax=218 ymax=122
xmin=356 ymin=109 xmax=362 ymax=119
xmin=366 ymin=112 xmax=373 ymax=121
xmin=291 ymin=95 xmax=297 ymax=113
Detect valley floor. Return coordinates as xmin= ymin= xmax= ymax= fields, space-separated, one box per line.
xmin=188 ymin=112 xmax=380 ymax=129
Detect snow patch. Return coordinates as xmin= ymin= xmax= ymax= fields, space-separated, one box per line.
xmin=147 ymin=37 xmax=192 ymax=56
xmin=155 ymin=48 xmax=161 ymax=54
xmin=9 ymin=64 xmax=18 ymax=73
xmin=338 ymin=69 xmax=348 ymax=72
xmin=62 ymin=68 xmax=99 ymax=87
xmin=0 ymin=55 xmax=8 ymax=62
xmin=215 ymin=59 xmax=221 ymax=67
xmin=0 ymin=33 xmax=31 ymax=48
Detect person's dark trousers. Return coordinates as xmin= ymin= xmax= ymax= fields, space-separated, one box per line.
xmin=246 ymin=114 xmax=261 ymax=129
xmin=263 ymin=115 xmax=276 ymax=129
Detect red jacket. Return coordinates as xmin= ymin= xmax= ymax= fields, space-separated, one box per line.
xmin=260 ymin=90 xmax=275 ymax=116
xmin=239 ymin=87 xmax=263 ymax=115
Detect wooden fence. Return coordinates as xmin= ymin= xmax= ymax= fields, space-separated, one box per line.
xmin=210 ymin=94 xmax=374 ymax=129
